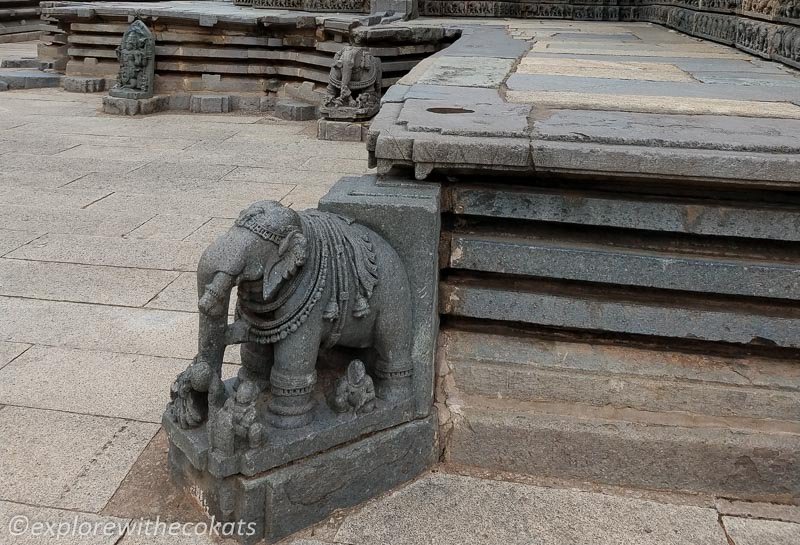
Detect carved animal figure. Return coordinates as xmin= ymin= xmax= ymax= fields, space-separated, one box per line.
xmin=323 ymin=46 xmax=382 ymax=119
xmin=185 ymin=201 xmax=413 ymax=430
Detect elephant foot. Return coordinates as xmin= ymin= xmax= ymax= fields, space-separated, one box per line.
xmin=268 ymin=390 xmax=315 ymax=429
xmin=375 ymin=375 xmax=413 ymax=404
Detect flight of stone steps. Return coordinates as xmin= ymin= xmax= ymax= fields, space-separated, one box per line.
xmin=436 ymin=179 xmax=800 ymax=504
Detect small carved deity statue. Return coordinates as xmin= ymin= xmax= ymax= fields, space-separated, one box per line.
xmin=110 ymin=19 xmax=155 ymax=100
xmin=321 ymin=46 xmax=382 ymax=121
xmin=330 ymin=359 xmax=376 ymax=414
xmin=209 ymin=382 xmax=266 ymax=456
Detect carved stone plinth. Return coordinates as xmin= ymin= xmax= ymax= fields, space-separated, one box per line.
xmin=170 ymin=415 xmax=435 ymax=544
xmin=318 ymin=118 xmax=367 ymax=141
xmin=320 ymin=46 xmax=382 ymax=121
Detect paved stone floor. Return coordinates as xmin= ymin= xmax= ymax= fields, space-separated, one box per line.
xmin=1 ymin=26 xmax=800 ymax=544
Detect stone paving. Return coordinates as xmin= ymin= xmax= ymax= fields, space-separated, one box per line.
xmin=1 ymin=26 xmax=800 ymax=544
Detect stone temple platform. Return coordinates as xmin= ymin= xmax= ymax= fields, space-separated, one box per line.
xmin=372 ymin=19 xmax=800 ymax=184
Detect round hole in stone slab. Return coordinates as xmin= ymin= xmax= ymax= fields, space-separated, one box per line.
xmin=426 ymin=107 xmax=475 ymax=114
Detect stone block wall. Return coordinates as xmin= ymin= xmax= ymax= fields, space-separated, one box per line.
xmin=0 ymin=0 xmax=46 ymax=43
xmin=420 ymin=0 xmax=800 ymax=69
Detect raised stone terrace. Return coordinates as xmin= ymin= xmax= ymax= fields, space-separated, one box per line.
xmin=1 ymin=16 xmax=800 ymax=545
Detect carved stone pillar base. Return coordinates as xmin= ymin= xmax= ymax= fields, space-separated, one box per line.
xmin=168 ymin=415 xmax=436 ymax=544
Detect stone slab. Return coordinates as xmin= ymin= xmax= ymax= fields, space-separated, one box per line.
xmin=190 ymin=94 xmax=231 ymax=114
xmin=0 ymin=69 xmax=61 ymax=90
xmin=415 ymin=56 xmax=516 ymax=88
xmin=274 ymin=98 xmax=317 ymax=121
xmin=517 ymin=57 xmax=695 ymax=82
xmin=0 ymin=258 xmax=179 ymax=307
xmin=446 ymin=186 xmax=800 ymax=241
xmin=6 ymin=233 xmax=206 ymax=271
xmin=440 ymin=281 xmax=800 ymax=349
xmin=335 ymin=472 xmax=729 ymax=545
xmin=0 ymin=296 xmax=197 ymax=359
xmin=398 ymin=99 xmax=531 ymax=138
xmin=63 ymin=76 xmax=105 ymax=93
xmin=532 ymin=110 xmax=800 ymax=152
xmin=0 ymin=406 xmax=157 ymax=511
xmin=449 ymin=407 xmax=800 ymax=501
xmin=319 ymin=175 xmax=441 ymax=418
xmin=0 ymin=501 xmax=130 ymax=545
xmin=717 ymin=499 xmax=800 ymax=524
xmin=722 ymin=517 xmax=800 ymax=545
xmin=0 ymin=205 xmax=150 ymax=237
xmin=317 ymin=118 xmax=364 ymax=142
xmin=0 ymin=346 xmax=195 ymax=423
xmin=437 ymin=26 xmax=529 ymax=59
xmin=169 ymin=416 xmax=437 ymax=544
xmin=0 ymin=229 xmax=41 ymax=257
xmin=442 ymin=328 xmax=800 ymax=422
xmin=0 ymin=341 xmax=29 ymax=371
xmin=102 ymin=95 xmax=170 ymax=116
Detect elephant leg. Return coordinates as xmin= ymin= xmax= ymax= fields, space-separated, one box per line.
xmin=238 ymin=342 xmax=272 ymax=394
xmin=372 ymin=309 xmax=413 ymax=404
xmin=267 ymin=327 xmax=320 ymax=429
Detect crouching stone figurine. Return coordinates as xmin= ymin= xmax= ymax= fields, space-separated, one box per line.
xmin=167 ymin=200 xmax=413 ymax=440
xmin=320 ymin=46 xmax=382 ymax=121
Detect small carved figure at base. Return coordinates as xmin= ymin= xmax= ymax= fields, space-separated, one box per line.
xmin=330 ymin=359 xmax=376 ymax=414
xmin=109 ymin=19 xmax=155 ymax=100
xmin=209 ymin=382 xmax=266 ymax=456
xmin=320 ymin=46 xmax=382 ymax=121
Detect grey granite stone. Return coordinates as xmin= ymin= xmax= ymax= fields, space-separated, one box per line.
xmin=398 ymin=98 xmax=531 ymax=137
xmin=274 ymin=98 xmax=318 ymax=121
xmin=438 ymin=26 xmax=529 ymax=59
xmin=441 ymin=280 xmax=800 ymax=349
xmin=317 ymin=118 xmax=364 ymax=141
xmin=449 ymin=407 xmax=800 ymax=501
xmin=319 ymin=175 xmax=442 ymax=418
xmin=722 ymin=517 xmax=800 ymax=545
xmin=0 ymin=69 xmax=61 ymax=90
xmin=415 ymin=56 xmax=515 ymax=88
xmin=0 ymin=501 xmax=129 ymax=545
xmin=170 ymin=416 xmax=436 ymax=544
xmin=102 ymin=95 xmax=170 ymax=116
xmin=335 ymin=472 xmax=729 ymax=545
xmin=63 ymin=76 xmax=106 ymax=93
xmin=190 ymin=94 xmax=231 ymax=113
xmin=108 ymin=20 xmax=155 ymax=100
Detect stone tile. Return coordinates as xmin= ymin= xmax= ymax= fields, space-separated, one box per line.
xmin=0 ymin=341 xmax=30 ymax=371
xmin=70 ymin=162 xmax=238 ymax=192
xmin=0 ymin=406 xmax=158 ymax=511
xmin=88 ymin=185 xmax=293 ymax=218
xmin=126 ymin=214 xmax=213 ymax=240
xmin=0 ymin=205 xmax=150 ymax=237
xmin=281 ymin=184 xmax=336 ymax=210
xmin=0 ymin=230 xmax=42 ymax=257
xmin=299 ymin=156 xmax=369 ymax=175
xmin=0 ymin=501 xmax=130 ymax=545
xmin=0 ymin=346 xmax=191 ymax=423
xmin=716 ymin=499 xmax=800 ymax=525
xmin=0 ymin=296 xmax=197 ymax=359
xmin=0 ymin=259 xmax=179 ymax=307
xmin=7 ymin=233 xmax=206 ymax=271
xmin=144 ymin=272 xmax=237 ymax=315
xmin=335 ymin=473 xmax=729 ymax=545
xmin=517 ymin=58 xmax=694 ymax=82
xmin=0 ymin=186 xmax=112 ymax=210
xmin=723 ymin=517 xmax=800 ymax=545
xmin=118 ymin=531 xmax=239 ymax=544
xmin=221 ymin=166 xmax=335 ymax=186
xmin=416 ymin=56 xmax=516 ymax=88
xmin=508 ymin=91 xmax=800 ymax=119
xmin=181 ymin=218 xmax=233 ymax=244
xmin=529 ymin=42 xmax=746 ymax=58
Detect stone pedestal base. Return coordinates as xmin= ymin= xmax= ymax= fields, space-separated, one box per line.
xmin=102 ymin=94 xmax=169 ymax=116
xmin=63 ymin=76 xmax=106 ymax=93
xmin=317 ymin=118 xmax=368 ymax=142
xmin=169 ymin=415 xmax=436 ymax=544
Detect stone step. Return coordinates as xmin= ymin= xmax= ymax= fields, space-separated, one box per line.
xmin=0 ymin=68 xmax=62 ymax=91
xmin=440 ymin=278 xmax=800 ymax=349
xmin=440 ymin=328 xmax=800 ymax=422
xmin=445 ymin=400 xmax=800 ymax=503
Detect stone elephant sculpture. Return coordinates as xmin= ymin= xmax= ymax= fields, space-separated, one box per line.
xmin=322 ymin=46 xmax=382 ymax=120
xmin=187 ymin=200 xmax=413 ymax=430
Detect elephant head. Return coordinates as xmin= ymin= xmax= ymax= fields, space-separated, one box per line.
xmin=197 ymin=201 xmax=308 ymax=316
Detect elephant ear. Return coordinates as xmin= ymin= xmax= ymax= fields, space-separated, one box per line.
xmin=263 ymin=231 xmax=308 ymax=301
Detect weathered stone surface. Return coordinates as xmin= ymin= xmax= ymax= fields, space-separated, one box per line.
xmin=63 ymin=76 xmax=105 ymax=93
xmin=274 ymin=98 xmax=317 ymax=121
xmin=516 ymin=57 xmax=695 ymax=82
xmin=449 ymin=407 xmax=800 ymax=501
xmin=0 ymin=69 xmax=61 ymax=90
xmin=398 ymin=98 xmax=531 ymax=137
xmin=716 ymin=499 xmax=800 ymax=525
xmin=317 ymin=118 xmax=364 ymax=141
xmin=190 ymin=94 xmax=231 ymax=113
xmin=102 ymin=95 xmax=169 ymax=116
xmin=415 ymin=56 xmax=515 ymax=88
xmin=722 ymin=517 xmax=800 ymax=545
xmin=440 ymin=281 xmax=800 ymax=349
xmin=0 ymin=406 xmax=157 ymax=511
xmin=170 ymin=416 xmax=436 ymax=544
xmin=0 ymin=341 xmax=29 ymax=371
xmin=442 ymin=328 xmax=800 ymax=422
xmin=336 ymin=473 xmax=729 ymax=545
